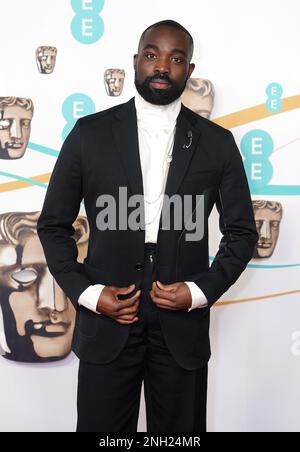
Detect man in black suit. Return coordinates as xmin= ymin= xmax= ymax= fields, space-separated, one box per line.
xmin=37 ymin=20 xmax=258 ymax=432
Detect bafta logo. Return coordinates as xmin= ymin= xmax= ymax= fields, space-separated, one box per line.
xmin=104 ymin=69 xmax=125 ymax=97
xmin=0 ymin=97 xmax=34 ymax=159
xmin=181 ymin=78 xmax=215 ymax=119
xmin=36 ymin=46 xmax=57 ymax=74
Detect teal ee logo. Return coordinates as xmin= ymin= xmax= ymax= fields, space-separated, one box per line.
xmin=241 ymin=129 xmax=300 ymax=195
xmin=62 ymin=93 xmax=96 ymax=139
xmin=71 ymin=0 xmax=105 ymax=44
xmin=241 ymin=129 xmax=273 ymax=192
xmin=266 ymin=83 xmax=283 ymax=113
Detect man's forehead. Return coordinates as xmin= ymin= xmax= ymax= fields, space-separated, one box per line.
xmin=2 ymin=105 xmax=32 ymax=118
xmin=142 ymin=26 xmax=190 ymax=50
xmin=22 ymin=235 xmax=45 ymax=263
xmin=255 ymin=208 xmax=281 ymax=219
xmin=109 ymin=71 xmax=124 ymax=77
xmin=41 ymin=50 xmax=54 ymax=55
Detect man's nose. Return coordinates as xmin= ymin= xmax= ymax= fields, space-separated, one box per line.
xmin=37 ymin=272 xmax=55 ymax=311
xmin=37 ymin=271 xmax=67 ymax=312
xmin=9 ymin=119 xmax=22 ymax=140
xmin=53 ymin=282 xmax=68 ymax=312
xmin=154 ymin=57 xmax=170 ymax=75
xmin=260 ymin=220 xmax=271 ymax=239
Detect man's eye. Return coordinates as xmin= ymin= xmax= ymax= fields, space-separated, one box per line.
xmin=22 ymin=119 xmax=31 ymax=128
xmin=173 ymin=57 xmax=183 ymax=63
xmin=11 ymin=269 xmax=38 ymax=285
xmin=0 ymin=119 xmax=11 ymax=130
xmin=146 ymin=53 xmax=157 ymax=60
xmin=271 ymin=221 xmax=279 ymax=229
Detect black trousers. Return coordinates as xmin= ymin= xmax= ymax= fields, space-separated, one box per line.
xmin=76 ymin=243 xmax=208 ymax=432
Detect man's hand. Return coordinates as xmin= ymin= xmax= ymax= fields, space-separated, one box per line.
xmin=96 ymin=284 xmax=141 ymax=325
xmin=150 ymin=281 xmax=192 ymax=310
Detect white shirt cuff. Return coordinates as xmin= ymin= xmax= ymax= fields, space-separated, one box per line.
xmin=184 ymin=281 xmax=208 ymax=311
xmin=78 ymin=284 xmax=106 ymax=314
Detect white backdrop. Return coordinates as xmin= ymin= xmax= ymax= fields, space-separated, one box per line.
xmin=0 ymin=0 xmax=299 ymax=432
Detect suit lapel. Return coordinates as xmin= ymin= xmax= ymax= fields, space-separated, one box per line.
xmin=113 ymin=98 xmax=144 ymax=197
xmin=164 ymin=106 xmax=201 ymax=198
xmin=160 ymin=106 xmax=202 ymax=225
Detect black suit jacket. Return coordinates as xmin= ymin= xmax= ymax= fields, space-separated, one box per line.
xmin=37 ymin=98 xmax=258 ymax=370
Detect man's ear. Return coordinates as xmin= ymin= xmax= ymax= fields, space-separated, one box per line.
xmin=188 ymin=63 xmax=195 ymax=78
xmin=133 ymin=54 xmax=138 ymax=70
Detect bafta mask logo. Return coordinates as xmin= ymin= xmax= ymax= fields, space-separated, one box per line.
xmin=0 ymin=212 xmax=89 ymax=363
xmin=252 ymin=200 xmax=283 ymax=258
xmin=181 ymin=78 xmax=215 ymax=119
xmin=36 ymin=46 xmax=57 ymax=74
xmin=0 ymin=97 xmax=34 ymax=160
xmin=104 ymin=69 xmax=125 ymax=97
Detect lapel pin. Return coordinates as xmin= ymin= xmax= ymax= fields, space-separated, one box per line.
xmin=182 ymin=130 xmax=193 ymax=149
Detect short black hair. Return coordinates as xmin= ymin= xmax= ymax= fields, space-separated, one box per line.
xmin=138 ymin=20 xmax=194 ymax=59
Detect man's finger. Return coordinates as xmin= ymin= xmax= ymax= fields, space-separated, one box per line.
xmin=152 ymin=286 xmax=176 ymax=302
xmin=156 ymin=304 xmax=177 ymax=311
xmin=116 ymin=284 xmax=135 ymax=294
xmin=115 ymin=290 xmax=141 ymax=310
xmin=117 ymin=314 xmax=139 ymax=321
xmin=117 ymin=302 xmax=140 ymax=316
xmin=150 ymin=290 xmax=177 ymax=308
xmin=155 ymin=281 xmax=177 ymax=292
xmin=116 ymin=317 xmax=139 ymax=325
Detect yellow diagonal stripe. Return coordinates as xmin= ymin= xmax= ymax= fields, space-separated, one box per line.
xmin=213 ymin=94 xmax=300 ymax=129
xmin=215 ymin=289 xmax=300 ymax=307
xmin=0 ymin=173 xmax=51 ymax=192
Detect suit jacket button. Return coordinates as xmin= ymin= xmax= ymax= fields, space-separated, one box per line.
xmin=135 ymin=263 xmax=143 ymax=271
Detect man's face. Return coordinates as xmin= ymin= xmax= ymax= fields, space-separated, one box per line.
xmin=254 ymin=208 xmax=281 ymax=258
xmin=36 ymin=48 xmax=57 ymax=74
xmin=134 ymin=25 xmax=195 ymax=105
xmin=0 ymin=234 xmax=76 ymax=362
xmin=0 ymin=105 xmax=33 ymax=159
xmin=104 ymin=69 xmax=125 ymax=96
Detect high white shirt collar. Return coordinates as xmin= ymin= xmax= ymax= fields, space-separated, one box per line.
xmin=134 ymin=89 xmax=182 ymax=129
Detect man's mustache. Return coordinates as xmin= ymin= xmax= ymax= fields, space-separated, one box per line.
xmin=146 ymin=74 xmax=175 ymax=86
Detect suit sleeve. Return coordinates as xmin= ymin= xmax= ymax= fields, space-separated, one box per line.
xmin=37 ymin=119 xmax=92 ymax=309
xmin=185 ymin=281 xmax=208 ymax=310
xmin=194 ymin=130 xmax=259 ymax=307
xmin=78 ymin=284 xmax=105 ymax=314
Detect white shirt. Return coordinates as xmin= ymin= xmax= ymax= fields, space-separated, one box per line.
xmin=78 ymin=91 xmax=208 ymax=313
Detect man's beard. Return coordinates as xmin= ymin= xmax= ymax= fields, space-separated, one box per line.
xmin=0 ymin=287 xmax=68 ymax=363
xmin=135 ymin=72 xmax=189 ymax=106
xmin=0 ymin=143 xmax=10 ymax=159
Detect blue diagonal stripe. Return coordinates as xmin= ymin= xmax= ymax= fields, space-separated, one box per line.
xmin=209 ymin=256 xmax=300 ymax=268
xmin=28 ymin=142 xmax=59 ymax=157
xmin=0 ymin=171 xmax=48 ymax=188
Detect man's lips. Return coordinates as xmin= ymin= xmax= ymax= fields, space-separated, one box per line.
xmin=29 ymin=321 xmax=70 ymax=337
xmin=150 ymin=80 xmax=171 ymax=90
xmin=7 ymin=142 xmax=23 ymax=149
xmin=258 ymin=242 xmax=272 ymax=248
